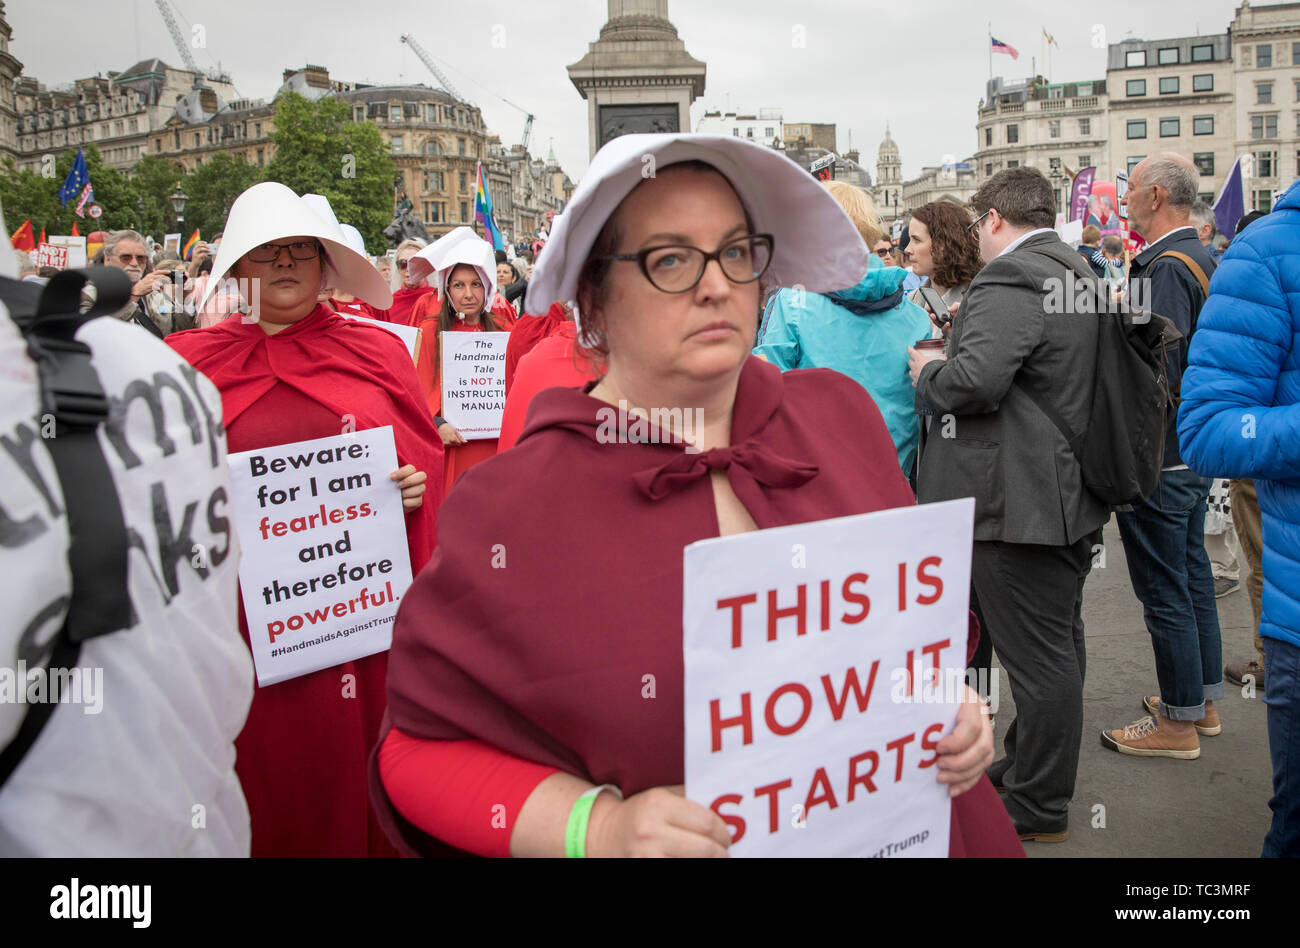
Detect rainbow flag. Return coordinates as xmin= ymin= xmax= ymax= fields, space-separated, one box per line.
xmin=182 ymin=229 xmax=201 ymax=260
xmin=474 ymin=162 xmax=504 ymax=252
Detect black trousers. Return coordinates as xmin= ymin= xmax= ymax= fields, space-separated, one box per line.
xmin=977 ymin=530 xmax=1100 ymax=832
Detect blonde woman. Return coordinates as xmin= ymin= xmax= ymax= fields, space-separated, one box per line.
xmin=386 ymin=237 xmax=434 ymax=325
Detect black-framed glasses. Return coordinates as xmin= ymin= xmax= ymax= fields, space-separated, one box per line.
xmin=246 ymin=240 xmax=321 ymax=263
xmin=872 ymin=246 xmax=893 ymax=259
xmin=599 ymin=233 xmax=774 ymax=294
xmin=968 ymin=209 xmax=993 ymax=240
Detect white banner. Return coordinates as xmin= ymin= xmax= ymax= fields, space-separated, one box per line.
xmin=684 ymin=498 xmax=975 ymax=857
xmin=440 ymin=330 xmax=508 ymax=440
xmin=227 ymin=426 xmax=413 ymax=686
xmin=48 ymin=235 xmax=86 ymax=269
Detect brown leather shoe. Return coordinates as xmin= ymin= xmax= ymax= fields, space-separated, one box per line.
xmin=1225 ymin=660 xmax=1265 ymax=690
xmin=1100 ymin=714 xmax=1200 ymax=759
xmin=1142 ymin=696 xmax=1221 ymax=736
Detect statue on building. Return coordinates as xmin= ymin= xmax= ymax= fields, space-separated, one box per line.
xmin=384 ymin=188 xmax=428 ymax=246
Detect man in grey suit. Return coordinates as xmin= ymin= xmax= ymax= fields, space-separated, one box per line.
xmin=909 ymin=167 xmax=1109 ymax=843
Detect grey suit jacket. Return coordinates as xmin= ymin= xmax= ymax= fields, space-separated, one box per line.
xmin=915 ymin=231 xmax=1109 ymax=546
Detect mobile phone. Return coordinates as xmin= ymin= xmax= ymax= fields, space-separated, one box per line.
xmin=917 ymin=286 xmax=952 ymax=327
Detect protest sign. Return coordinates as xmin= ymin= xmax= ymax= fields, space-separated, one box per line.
xmin=684 ymin=497 xmax=975 ymax=857
xmin=227 ymin=426 xmax=413 ymax=686
xmin=36 ymin=243 xmax=68 ymax=269
xmin=163 ymin=233 xmax=181 ymax=256
xmin=341 ymin=313 xmax=420 ymax=363
xmin=48 ymin=235 xmax=86 ymax=268
xmin=440 ymin=330 xmax=508 ymax=440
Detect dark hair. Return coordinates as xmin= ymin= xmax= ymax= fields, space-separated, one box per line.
xmin=971 ymin=167 xmax=1056 ymax=229
xmin=494 ymin=249 xmax=507 ymax=265
xmin=909 ymin=200 xmax=983 ymax=290
xmin=1101 ymin=235 xmax=1123 ymax=255
xmin=576 ymin=159 xmax=760 ymax=359
xmin=1234 ymin=209 xmax=1267 ymax=237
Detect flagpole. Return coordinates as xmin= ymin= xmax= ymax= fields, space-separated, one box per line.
xmin=988 ymin=23 xmax=992 ymax=80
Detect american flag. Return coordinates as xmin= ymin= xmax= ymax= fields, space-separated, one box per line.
xmin=991 ymin=37 xmax=1020 ymax=60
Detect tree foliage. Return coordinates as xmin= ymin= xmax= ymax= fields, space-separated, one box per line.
xmin=184 ymin=153 xmax=265 ymax=238
xmin=266 ymin=92 xmax=396 ymax=253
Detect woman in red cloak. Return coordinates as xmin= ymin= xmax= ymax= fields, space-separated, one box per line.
xmin=369 ymin=135 xmax=1023 ymax=858
xmin=406 ymin=229 xmax=516 ymax=498
xmin=169 ymin=182 xmax=444 ymax=857
xmin=384 ymin=238 xmax=436 ymax=326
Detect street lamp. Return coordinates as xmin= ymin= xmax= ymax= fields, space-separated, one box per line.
xmin=171 ymin=186 xmax=188 ymax=226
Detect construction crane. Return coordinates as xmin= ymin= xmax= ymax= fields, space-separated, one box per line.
xmin=154 ymin=0 xmax=203 ymax=89
xmin=501 ymin=99 xmax=534 ymax=154
xmin=400 ymin=33 xmax=469 ymax=105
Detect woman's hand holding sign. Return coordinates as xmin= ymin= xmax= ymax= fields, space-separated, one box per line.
xmin=934 ymin=685 xmax=995 ymax=797
xmin=587 ymin=785 xmax=732 ymax=858
xmin=436 ymin=421 xmax=466 ymax=446
xmin=390 ymin=465 xmax=427 ymax=511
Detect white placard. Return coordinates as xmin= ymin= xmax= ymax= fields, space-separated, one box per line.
xmin=1056 ymin=219 xmax=1085 ymax=246
xmin=440 ymin=330 xmax=508 ymax=440
xmin=48 ymin=235 xmax=86 ymax=269
xmin=163 ymin=233 xmax=181 ymax=256
xmin=684 ymin=498 xmax=975 ymax=858
xmin=227 ymin=426 xmax=414 ymax=686
xmin=341 ymin=312 xmax=420 ymax=362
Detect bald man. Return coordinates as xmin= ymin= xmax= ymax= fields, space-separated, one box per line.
xmin=1103 ymin=154 xmax=1224 ymax=761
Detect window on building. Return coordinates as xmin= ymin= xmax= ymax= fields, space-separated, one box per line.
xmin=256 ymin=148 xmax=264 ymax=167
xmin=1048 ymin=119 xmax=1061 ymax=138
xmin=1128 ymin=155 xmax=1145 ymax=174
xmin=1294 ymin=41 xmax=1300 ymax=64
xmin=985 ymin=127 xmax=992 ymax=146
xmin=1079 ymin=154 xmax=1092 ymax=168
xmin=1296 ymin=112 xmax=1300 ymax=136
xmin=368 ymin=103 xmax=385 ymax=119
xmin=1193 ymin=115 xmax=1214 ymax=135
xmin=422 ymin=171 xmax=443 ymax=191
xmin=173 ymin=130 xmax=180 ymax=147
xmin=1077 ymin=82 xmax=1094 ymax=96
xmin=1193 ymin=152 xmax=1215 ymax=176
xmin=746 ymin=128 xmax=753 ymax=138
xmin=1255 ymin=151 xmax=1277 ymax=177
xmin=765 ymin=127 xmax=773 ymax=137
xmin=1253 ymin=188 xmax=1273 ymax=210
xmin=1191 ymin=44 xmax=1213 ymax=62
xmin=391 ymin=135 xmax=403 ymax=152
xmin=1158 ymin=47 xmax=1179 ymax=65
xmin=1078 ymin=118 xmax=1091 ymax=136
xmin=425 ymin=202 xmax=442 ymax=223
xmin=194 ymin=132 xmax=200 ymax=147
xmin=1126 ymin=50 xmax=1147 ymax=67
xmin=1193 ymin=74 xmax=1214 ymax=92
xmin=1258 ymin=83 xmax=1273 ymax=104
xmin=1257 ymin=44 xmax=1272 ymax=68
xmin=1127 ymin=119 xmax=1147 ymax=139
xmin=424 ymin=139 xmax=440 ymax=155
xmin=255 ymin=122 xmax=262 ymax=136
xmin=733 ymin=127 xmax=739 ymax=136
xmin=460 ymin=201 xmax=469 ymax=222
xmin=985 ymin=163 xmax=993 ymax=176
xmin=1160 ymin=76 xmax=1179 ymax=94
xmin=1007 ymin=160 xmax=1020 ymax=168
xmin=1160 ymin=117 xmax=1180 ymax=137
xmin=1127 ymin=79 xmax=1147 ymax=96
xmin=459 ymin=171 xmax=467 ymax=191
xmin=154 ymin=139 xmax=161 ymax=153
xmin=1296 ymin=79 xmax=1300 ymax=100
xmin=390 ymin=104 xmax=401 ymax=122
xmin=1251 ymin=113 xmax=1278 ymax=138
xmin=458 ymin=138 xmax=466 ymax=155
xmin=1006 ymin=124 xmax=1019 ymax=143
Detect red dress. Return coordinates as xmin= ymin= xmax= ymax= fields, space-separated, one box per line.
xmin=371 ymin=356 xmax=1023 ymax=857
xmin=168 ymin=304 xmax=443 ymax=857
xmin=497 ymin=324 xmax=600 ymax=453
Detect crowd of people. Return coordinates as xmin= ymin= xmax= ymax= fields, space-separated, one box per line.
xmin=0 ymin=130 xmax=1296 ymax=859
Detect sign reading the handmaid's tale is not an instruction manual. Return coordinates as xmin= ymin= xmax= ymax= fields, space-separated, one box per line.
xmin=227 ymin=426 xmax=413 ymax=686
xmin=684 ymin=498 xmax=975 ymax=857
xmin=440 ymin=330 xmax=508 ymax=440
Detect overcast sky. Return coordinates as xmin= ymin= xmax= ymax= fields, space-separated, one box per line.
xmin=10 ymin=0 xmax=1244 ymax=183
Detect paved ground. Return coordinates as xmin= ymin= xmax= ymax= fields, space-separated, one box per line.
xmin=991 ymin=517 xmax=1274 ymax=858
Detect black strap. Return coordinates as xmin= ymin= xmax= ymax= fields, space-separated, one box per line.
xmin=0 ymin=267 xmax=134 ymax=789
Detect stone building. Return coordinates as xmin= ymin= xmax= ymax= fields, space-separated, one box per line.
xmin=0 ymin=1 xmax=21 ymax=165
xmin=784 ymin=121 xmax=836 ymax=152
xmin=871 ymin=126 xmax=905 ymax=223
xmin=1230 ymin=0 xmax=1300 ymax=211
xmin=696 ymin=108 xmax=783 ymax=147
xmin=901 ymin=161 xmax=978 ymax=217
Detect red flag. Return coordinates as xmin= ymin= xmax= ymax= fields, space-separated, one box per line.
xmin=39 ymin=227 xmax=47 ymax=244
xmin=9 ymin=219 xmax=34 ymax=252
xmin=70 ymin=222 xmax=80 ymax=237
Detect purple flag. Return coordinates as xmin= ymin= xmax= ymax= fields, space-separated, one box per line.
xmin=1213 ymin=157 xmax=1244 ymax=237
xmin=1069 ymin=168 xmax=1096 ymax=223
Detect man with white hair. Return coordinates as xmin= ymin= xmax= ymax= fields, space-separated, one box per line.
xmin=1102 ymin=153 xmax=1223 ymax=759
xmin=97 ymin=229 xmax=189 ymax=336
xmin=1190 ymin=201 xmax=1222 ymax=261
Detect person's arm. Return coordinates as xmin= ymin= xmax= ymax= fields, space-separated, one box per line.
xmin=751 ymin=290 xmax=801 ymax=370
xmin=915 ymin=266 xmax=1044 ymax=415
xmin=1179 ymin=241 xmax=1300 ymax=481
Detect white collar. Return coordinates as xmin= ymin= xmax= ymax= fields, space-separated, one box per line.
xmin=1140 ymin=225 xmax=1197 ymax=254
xmin=998 ymin=227 xmax=1057 ymax=258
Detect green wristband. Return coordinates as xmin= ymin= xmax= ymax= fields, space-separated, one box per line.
xmin=564 ymin=784 xmax=621 ymax=858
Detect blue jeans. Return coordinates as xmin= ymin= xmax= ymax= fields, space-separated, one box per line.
xmin=1116 ymin=468 xmax=1224 ymax=720
xmin=1263 ymin=636 xmax=1300 ymax=857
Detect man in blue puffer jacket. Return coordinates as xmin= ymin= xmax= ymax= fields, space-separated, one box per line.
xmin=1179 ymin=177 xmax=1300 ymax=857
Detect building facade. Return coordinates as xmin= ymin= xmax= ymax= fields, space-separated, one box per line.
xmin=974 ymin=75 xmax=1111 ymax=213
xmin=1230 ymin=1 xmax=1300 ymax=210
xmin=1106 ymin=33 xmax=1235 ymax=203
xmin=784 ymin=121 xmax=836 ymax=152
xmin=872 ymin=127 xmax=905 ymax=223
xmin=901 ymin=161 xmax=978 ymax=216
xmin=696 ymin=108 xmax=783 ymax=147
xmin=0 ymin=1 xmax=21 ymax=165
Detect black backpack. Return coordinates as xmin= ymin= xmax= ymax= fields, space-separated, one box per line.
xmin=0 ymin=267 xmax=134 ymax=789
xmin=1013 ymin=245 xmax=1182 ymax=508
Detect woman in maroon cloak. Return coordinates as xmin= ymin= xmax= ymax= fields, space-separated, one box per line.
xmin=169 ymin=182 xmax=444 ymax=857
xmin=371 ymin=135 xmax=1022 ymax=858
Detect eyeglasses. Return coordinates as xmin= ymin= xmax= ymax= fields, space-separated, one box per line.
xmin=873 ymin=247 xmax=893 ymax=259
xmin=115 ymin=253 xmax=149 ymax=265
xmin=598 ymin=233 xmax=774 ymax=294
xmin=246 ymin=240 xmax=321 ymax=263
xmin=396 ymin=258 xmax=410 ymax=270
xmin=968 ymin=209 xmax=993 ymax=240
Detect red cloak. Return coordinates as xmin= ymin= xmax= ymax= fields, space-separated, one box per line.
xmin=503 ymin=301 xmax=569 ymax=395
xmin=372 ymin=356 xmax=1023 ymax=858
xmin=496 ymin=324 xmax=600 ymax=453
xmin=386 ymin=284 xmax=436 ymax=327
xmin=168 ymin=303 xmax=444 ymax=857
